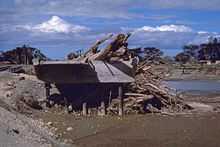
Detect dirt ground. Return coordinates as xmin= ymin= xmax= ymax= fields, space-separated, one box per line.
xmin=37 ymin=88 xmax=220 ymax=147
xmin=1 ymin=70 xmax=220 ymax=147
xmin=39 ymin=111 xmax=220 ymax=147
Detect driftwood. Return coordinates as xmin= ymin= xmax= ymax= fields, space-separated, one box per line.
xmin=93 ymin=33 xmax=131 ymax=60
xmin=69 ymin=33 xmax=132 ymax=63
xmin=81 ymin=34 xmax=114 ymax=62
xmin=85 ymin=34 xmax=113 ymax=56
xmin=124 ymin=93 xmax=147 ymax=97
xmin=107 ymin=44 xmax=191 ymax=114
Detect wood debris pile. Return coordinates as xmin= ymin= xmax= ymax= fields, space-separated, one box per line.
xmin=67 ymin=33 xmax=131 ymax=62
xmin=107 ymin=63 xmax=192 ymax=115
xmin=96 ymin=34 xmax=192 ymax=114
xmin=64 ymin=33 xmax=192 ymax=115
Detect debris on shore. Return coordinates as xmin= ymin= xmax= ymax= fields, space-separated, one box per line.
xmin=1 ymin=33 xmax=220 ymax=147
xmin=0 ymin=33 xmax=195 ymax=116
xmin=2 ymin=33 xmax=218 ymax=117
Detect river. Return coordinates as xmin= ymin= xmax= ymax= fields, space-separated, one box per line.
xmin=165 ymin=80 xmax=220 ymax=95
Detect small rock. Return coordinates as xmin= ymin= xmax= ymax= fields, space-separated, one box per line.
xmin=47 ymin=122 xmax=53 ymax=126
xmin=49 ymin=100 xmax=55 ymax=106
xmin=63 ymin=139 xmax=68 ymax=143
xmin=7 ymin=81 xmax=14 ymax=86
xmin=6 ymin=81 xmax=16 ymax=88
xmin=54 ymin=104 xmax=59 ymax=108
xmin=5 ymin=91 xmax=13 ymax=97
xmin=48 ymin=131 xmax=54 ymax=136
xmin=12 ymin=128 xmax=19 ymax=134
xmin=67 ymin=105 xmax=73 ymax=112
xmin=66 ymin=127 xmax=73 ymax=131
xmin=19 ymin=76 xmax=25 ymax=81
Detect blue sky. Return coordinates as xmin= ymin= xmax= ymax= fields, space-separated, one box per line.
xmin=0 ymin=0 xmax=220 ymax=59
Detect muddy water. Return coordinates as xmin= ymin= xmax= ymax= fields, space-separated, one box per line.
xmin=165 ymin=80 xmax=220 ymax=95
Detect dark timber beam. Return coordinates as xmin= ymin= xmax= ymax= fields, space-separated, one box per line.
xmin=118 ymin=85 xmax=124 ymax=116
xmin=45 ymin=83 xmax=52 ymax=107
xmin=82 ymin=102 xmax=87 ymax=116
xmin=45 ymin=83 xmax=51 ymax=100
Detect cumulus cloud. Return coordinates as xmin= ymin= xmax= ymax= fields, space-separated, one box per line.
xmin=122 ymin=24 xmax=193 ymax=33
xmin=122 ymin=25 xmax=219 ymax=50
xmin=18 ymin=16 xmax=89 ymax=33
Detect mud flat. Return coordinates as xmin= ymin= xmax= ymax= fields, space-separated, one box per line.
xmin=39 ymin=111 xmax=220 ymax=147
xmin=165 ymin=64 xmax=220 ymax=81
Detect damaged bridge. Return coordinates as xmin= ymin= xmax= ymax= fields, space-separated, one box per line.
xmin=33 ymin=33 xmax=190 ymax=116
xmin=34 ymin=33 xmax=136 ymax=116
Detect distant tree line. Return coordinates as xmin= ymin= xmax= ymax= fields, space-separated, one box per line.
xmin=0 ymin=45 xmax=48 ymax=64
xmin=175 ymin=37 xmax=220 ymax=64
xmin=129 ymin=47 xmax=163 ymax=61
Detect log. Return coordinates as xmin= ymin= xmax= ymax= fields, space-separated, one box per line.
xmin=94 ymin=34 xmax=126 ymax=60
xmin=124 ymin=93 xmax=147 ymax=97
xmin=82 ymin=102 xmax=87 ymax=116
xmin=118 ymin=85 xmax=124 ymax=116
xmin=45 ymin=83 xmax=51 ymax=100
xmin=100 ymin=101 xmax=106 ymax=116
xmin=85 ymin=34 xmax=113 ymax=56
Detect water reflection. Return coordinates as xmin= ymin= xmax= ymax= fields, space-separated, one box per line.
xmin=165 ymin=80 xmax=220 ymax=94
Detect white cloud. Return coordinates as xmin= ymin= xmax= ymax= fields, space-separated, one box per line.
xmin=134 ymin=25 xmax=193 ymax=33
xmin=18 ymin=16 xmax=89 ymax=34
xmin=198 ymin=31 xmax=209 ymax=34
xmin=121 ymin=24 xmax=220 ymax=51
xmin=190 ymin=33 xmax=220 ymax=44
xmin=122 ymin=25 xmax=193 ymax=34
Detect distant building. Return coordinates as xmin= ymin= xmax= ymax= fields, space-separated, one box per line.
xmin=0 ymin=51 xmax=5 ymax=61
xmin=215 ymin=60 xmax=220 ymax=64
xmin=199 ymin=60 xmax=211 ymax=65
xmin=199 ymin=60 xmax=220 ymax=65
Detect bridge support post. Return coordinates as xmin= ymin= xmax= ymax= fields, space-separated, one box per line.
xmin=82 ymin=102 xmax=87 ymax=116
xmin=100 ymin=101 xmax=106 ymax=116
xmin=118 ymin=85 xmax=124 ymax=116
xmin=45 ymin=83 xmax=52 ymax=107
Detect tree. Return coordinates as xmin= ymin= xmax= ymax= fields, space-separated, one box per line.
xmin=142 ymin=47 xmax=163 ymax=61
xmin=176 ymin=37 xmax=220 ymax=63
xmin=183 ymin=44 xmax=199 ymax=59
xmin=2 ymin=45 xmax=48 ymax=64
xmin=198 ymin=38 xmax=220 ymax=62
xmin=67 ymin=52 xmax=78 ymax=60
xmin=175 ymin=52 xmax=191 ymax=64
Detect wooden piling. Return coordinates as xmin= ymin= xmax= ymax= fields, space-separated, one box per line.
xmin=45 ymin=83 xmax=52 ymax=107
xmin=118 ymin=85 xmax=124 ymax=116
xmin=101 ymin=101 xmax=106 ymax=116
xmin=45 ymin=83 xmax=51 ymax=99
xmin=82 ymin=102 xmax=87 ymax=116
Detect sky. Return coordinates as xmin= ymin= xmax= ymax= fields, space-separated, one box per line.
xmin=0 ymin=0 xmax=220 ymax=59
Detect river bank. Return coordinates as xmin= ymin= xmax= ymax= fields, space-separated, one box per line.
xmin=164 ymin=64 xmax=220 ymax=81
